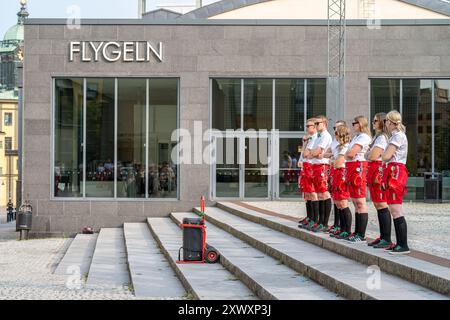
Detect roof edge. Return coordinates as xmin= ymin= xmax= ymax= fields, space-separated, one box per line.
xmin=177 ymin=0 xmax=274 ymax=20
xmin=24 ymin=18 xmax=450 ymax=26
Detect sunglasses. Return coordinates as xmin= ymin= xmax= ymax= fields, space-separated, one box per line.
xmin=352 ymin=121 xmax=359 ymax=126
xmin=314 ymin=122 xmax=323 ymax=126
xmin=372 ymin=119 xmax=379 ymax=124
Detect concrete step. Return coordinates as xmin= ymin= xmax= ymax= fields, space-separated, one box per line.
xmin=212 ymin=201 xmax=450 ymax=296
xmin=196 ymin=206 xmax=448 ymax=300
xmin=54 ymin=233 xmax=98 ymax=277
xmin=147 ymin=217 xmax=257 ymax=300
xmin=170 ymin=212 xmax=342 ymax=300
xmin=123 ymin=223 xmax=186 ymax=298
xmin=86 ymin=228 xmax=130 ymax=290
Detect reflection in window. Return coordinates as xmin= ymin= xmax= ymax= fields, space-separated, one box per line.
xmin=434 ymin=80 xmax=450 ymax=199
xmin=85 ymin=78 xmax=115 ymax=198
xmin=279 ymin=138 xmax=302 ymax=198
xmin=54 ymin=78 xmax=83 ymax=197
xmin=54 ymin=77 xmax=179 ymax=199
xmin=275 ymin=79 xmax=304 ymax=131
xmin=216 ymin=137 xmax=239 ymax=198
xmin=212 ymin=79 xmax=241 ymax=130
xmin=148 ymin=79 xmax=178 ymax=198
xmin=307 ymin=79 xmax=326 ymax=120
xmin=244 ymin=79 xmax=272 ymax=130
xmin=370 ymin=79 xmax=400 ymax=123
xmin=403 ymin=79 xmax=432 ymax=177
xmin=117 ymin=79 xmax=146 ymax=198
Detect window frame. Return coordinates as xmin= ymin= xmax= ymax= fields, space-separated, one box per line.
xmin=51 ymin=76 xmax=180 ymax=201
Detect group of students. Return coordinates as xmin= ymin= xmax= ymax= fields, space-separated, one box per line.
xmin=298 ymin=111 xmax=410 ymax=255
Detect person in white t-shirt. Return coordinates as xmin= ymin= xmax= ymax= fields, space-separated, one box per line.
xmin=366 ymin=112 xmax=393 ymax=249
xmin=382 ymin=110 xmax=410 ymax=255
xmin=329 ymin=125 xmax=352 ymax=239
xmin=324 ymin=120 xmax=346 ymax=234
xmin=298 ymin=118 xmax=319 ymax=230
xmin=343 ymin=116 xmax=372 ymax=243
xmin=305 ymin=115 xmax=333 ymax=233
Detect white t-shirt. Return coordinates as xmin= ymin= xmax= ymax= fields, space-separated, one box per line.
xmin=330 ymin=138 xmax=338 ymax=158
xmin=347 ymin=133 xmax=371 ymax=162
xmin=368 ymin=134 xmax=388 ymax=161
xmin=332 ymin=142 xmax=349 ymax=168
xmin=387 ymin=130 xmax=408 ymax=164
xmin=309 ymin=130 xmax=332 ymax=165
xmin=303 ymin=133 xmax=317 ymax=164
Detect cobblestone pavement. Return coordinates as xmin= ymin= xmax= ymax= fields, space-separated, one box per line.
xmin=0 ymin=227 xmax=139 ymax=299
xmin=244 ymin=201 xmax=450 ymax=259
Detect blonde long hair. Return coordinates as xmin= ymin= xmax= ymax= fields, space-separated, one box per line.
xmin=354 ymin=115 xmax=372 ymax=137
xmin=386 ymin=110 xmax=406 ymax=132
xmin=370 ymin=112 xmax=389 ymax=148
xmin=336 ymin=125 xmax=351 ymax=149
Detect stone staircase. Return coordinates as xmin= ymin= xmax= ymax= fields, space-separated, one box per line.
xmin=53 ymin=202 xmax=450 ymax=300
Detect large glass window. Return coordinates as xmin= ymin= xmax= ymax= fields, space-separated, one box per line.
xmin=212 ymin=78 xmax=326 ymax=132
xmin=211 ymin=77 xmax=326 ymax=199
xmin=53 ymin=77 xmax=179 ymax=199
xmin=85 ymin=78 xmax=115 ymax=198
xmin=211 ymin=79 xmax=241 ymax=130
xmin=54 ymin=78 xmax=83 ymax=197
xmin=434 ymin=80 xmax=450 ymax=199
xmin=117 ymin=79 xmax=146 ymax=198
xmin=370 ymin=79 xmax=400 ymax=120
xmin=243 ymin=79 xmax=273 ymax=130
xmin=370 ymin=78 xmax=450 ymax=201
xmin=275 ymin=79 xmax=305 ymax=131
xmin=148 ymin=79 xmax=178 ymax=198
xmin=307 ymin=79 xmax=326 ymax=119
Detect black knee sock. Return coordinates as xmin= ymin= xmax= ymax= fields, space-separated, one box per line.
xmin=312 ymin=201 xmax=320 ymax=223
xmin=338 ymin=209 xmax=345 ymax=231
xmin=333 ymin=204 xmax=339 ymax=228
xmin=342 ymin=207 xmax=352 ymax=234
xmin=324 ymin=198 xmax=332 ymax=226
xmin=354 ymin=211 xmax=360 ymax=235
xmin=359 ymin=212 xmax=368 ymax=238
xmin=394 ymin=216 xmax=409 ymax=249
xmin=378 ymin=208 xmax=392 ymax=243
xmin=376 ymin=209 xmax=383 ymax=238
xmin=306 ymin=200 xmax=312 ymax=220
xmin=318 ymin=200 xmax=325 ymax=225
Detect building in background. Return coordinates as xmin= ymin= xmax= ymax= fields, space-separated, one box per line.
xmin=0 ymin=1 xmax=27 ymax=207
xmin=23 ymin=0 xmax=450 ymax=235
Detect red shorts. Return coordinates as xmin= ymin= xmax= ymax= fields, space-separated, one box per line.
xmin=331 ymin=167 xmax=349 ymax=201
xmin=300 ymin=163 xmax=315 ymax=193
xmin=311 ymin=164 xmax=330 ymax=194
xmin=345 ymin=161 xmax=368 ymax=199
xmin=383 ymin=163 xmax=408 ymax=205
xmin=367 ymin=161 xmax=387 ymax=203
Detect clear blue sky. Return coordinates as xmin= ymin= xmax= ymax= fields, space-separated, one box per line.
xmin=0 ymin=0 xmax=220 ymax=38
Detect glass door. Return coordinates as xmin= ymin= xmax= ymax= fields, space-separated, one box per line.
xmin=276 ymin=137 xmax=303 ymax=198
xmin=213 ymin=134 xmax=271 ymax=199
xmin=244 ymin=136 xmax=270 ymax=198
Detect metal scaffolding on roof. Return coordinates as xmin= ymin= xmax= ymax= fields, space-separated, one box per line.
xmin=327 ymin=0 xmax=346 ymax=124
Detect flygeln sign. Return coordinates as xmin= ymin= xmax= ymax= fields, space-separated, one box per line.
xmin=69 ymin=41 xmax=163 ymax=62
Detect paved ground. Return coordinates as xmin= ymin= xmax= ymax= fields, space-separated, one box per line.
xmin=244 ymin=201 xmax=450 ymax=259
xmin=0 ymin=218 xmax=140 ymax=300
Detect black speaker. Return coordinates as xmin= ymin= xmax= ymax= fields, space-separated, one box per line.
xmin=182 ymin=217 xmax=204 ymax=261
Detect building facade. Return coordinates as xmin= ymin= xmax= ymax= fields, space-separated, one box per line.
xmin=23 ymin=0 xmax=450 ymax=235
xmin=0 ymin=2 xmax=27 ymax=207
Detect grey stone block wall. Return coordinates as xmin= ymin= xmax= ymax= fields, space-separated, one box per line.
xmin=23 ymin=23 xmax=450 ymax=235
